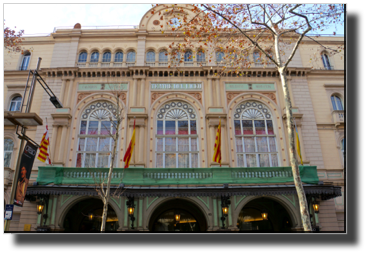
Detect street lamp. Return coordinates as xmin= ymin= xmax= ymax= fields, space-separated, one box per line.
xmin=220 ymin=196 xmax=230 ymax=229
xmin=174 ymin=211 xmax=181 ymax=223
xmin=261 ymin=211 xmax=268 ymax=221
xmin=312 ymin=201 xmax=320 ymax=214
xmin=36 ymin=200 xmax=44 ymax=214
xmin=126 ymin=197 xmax=135 ymax=230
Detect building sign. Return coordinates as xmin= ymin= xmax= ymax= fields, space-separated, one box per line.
xmin=14 ymin=141 xmax=37 ymax=207
xmin=78 ymin=83 xmax=128 ymax=91
xmin=225 ymin=83 xmax=275 ymax=91
xmin=4 ymin=205 xmax=14 ymax=220
xmin=151 ymin=83 xmax=202 ymax=90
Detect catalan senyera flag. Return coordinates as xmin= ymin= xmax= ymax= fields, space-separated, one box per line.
xmin=37 ymin=124 xmax=51 ymax=164
xmin=212 ymin=119 xmax=222 ymax=166
xmin=123 ymin=119 xmax=136 ymax=168
xmin=294 ymin=122 xmax=303 ymax=165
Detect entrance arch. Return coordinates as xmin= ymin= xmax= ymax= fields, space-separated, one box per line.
xmin=237 ymin=197 xmax=293 ymax=232
xmin=148 ymin=199 xmax=207 ymax=232
xmin=62 ymin=198 xmax=118 ymax=232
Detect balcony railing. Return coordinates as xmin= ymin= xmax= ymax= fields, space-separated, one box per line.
xmin=184 ymin=61 xmax=194 ymax=67
xmin=89 ymin=62 xmax=98 ymax=67
xmin=36 ymin=166 xmax=318 ymax=186
xmin=113 ymin=62 xmax=122 ymax=67
xmin=126 ymin=62 xmax=135 ymax=67
xmin=146 ymin=62 xmax=156 ymax=67
xmin=332 ymin=110 xmax=344 ymax=126
xmin=101 ymin=62 xmax=110 ymax=67
xmin=159 ymin=62 xmax=168 ymax=67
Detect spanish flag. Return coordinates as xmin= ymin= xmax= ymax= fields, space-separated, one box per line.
xmin=212 ymin=119 xmax=221 ymax=167
xmin=37 ymin=124 xmax=51 ymax=164
xmin=123 ymin=119 xmax=136 ymax=168
xmin=294 ymin=122 xmax=303 ymax=165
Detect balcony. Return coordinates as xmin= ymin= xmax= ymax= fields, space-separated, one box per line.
xmin=36 ymin=166 xmax=318 ymax=186
xmin=146 ymin=62 xmax=155 ymax=67
xmin=332 ymin=110 xmax=344 ymax=126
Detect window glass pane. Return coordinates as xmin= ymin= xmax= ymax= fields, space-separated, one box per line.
xmin=86 ymin=138 xmax=98 ymax=151
xmin=88 ymin=121 xmax=99 ymax=135
xmin=246 ymin=154 xmax=257 ymax=167
xmin=127 ymin=52 xmax=136 ymax=62
xmin=242 ymin=120 xmax=253 ymax=134
xmin=185 ymin=51 xmax=193 ymax=61
xmin=115 ymin=52 xmax=123 ymax=62
xmin=259 ymin=154 xmax=270 ymax=167
xmin=102 ymin=52 xmax=111 ymax=62
xmin=91 ymin=52 xmax=99 ymax=62
xmin=190 ymin=120 xmax=197 ymax=134
xmin=98 ymin=138 xmax=111 ymax=151
xmin=78 ymin=138 xmax=85 ymax=151
xmin=165 ymin=121 xmax=176 ymax=135
xmin=178 ymin=153 xmax=189 ymax=168
xmin=76 ymin=153 xmax=82 ymax=167
xmin=165 ymin=137 xmax=176 ymax=151
xmin=4 ymin=152 xmax=12 ymax=167
xmin=156 ymin=154 xmax=163 ymax=168
xmin=253 ymin=52 xmax=260 ymax=62
xmin=257 ymin=137 xmax=268 ymax=152
xmin=84 ymin=153 xmax=96 ymax=168
xmin=157 ymin=121 xmax=163 ymax=135
xmin=9 ymin=102 xmax=17 ymax=111
xmin=165 ymin=154 xmax=176 ymax=168
xmin=336 ymin=96 xmax=343 ymax=110
xmin=156 ymin=138 xmax=163 ymax=152
xmin=16 ymin=101 xmax=21 ymax=111
xmin=100 ymin=121 xmax=111 ymax=135
xmin=266 ymin=120 xmax=274 ymax=134
xmin=80 ymin=121 xmax=87 ymax=134
xmin=197 ymin=51 xmax=205 ymax=62
xmin=254 ymin=120 xmax=266 ymax=135
xmin=190 ymin=138 xmax=198 ymax=151
xmin=236 ymin=138 xmax=243 ymax=153
xmin=97 ymin=154 xmax=109 ymax=168
xmin=191 ymin=153 xmax=198 ymax=168
xmin=271 ymin=154 xmax=278 ymax=167
xmin=112 ymin=121 xmax=117 ymax=135
xmin=269 ymin=137 xmax=277 ymax=152
xmin=244 ymin=137 xmax=256 ymax=153
xmin=146 ymin=51 xmax=155 ymax=62
xmin=78 ymin=52 xmax=87 ymax=62
xmin=178 ymin=138 xmax=189 ymax=151
xmin=237 ymin=154 xmax=244 ymax=167
xmin=234 ymin=120 xmax=241 ymax=135
xmin=159 ymin=51 xmax=168 ymax=62
xmin=178 ymin=121 xmax=188 ymax=135
xmin=4 ymin=139 xmax=14 ymax=150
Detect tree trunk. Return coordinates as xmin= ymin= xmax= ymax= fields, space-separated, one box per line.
xmin=278 ymin=67 xmax=312 ymax=232
xmin=100 ymin=198 xmax=108 ymax=232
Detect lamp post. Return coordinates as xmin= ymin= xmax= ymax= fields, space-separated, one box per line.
xmin=36 ymin=195 xmax=50 ymax=231
xmin=126 ymin=197 xmax=135 ymax=230
xmin=261 ymin=211 xmax=268 ymax=221
xmin=220 ymin=196 xmax=230 ymax=229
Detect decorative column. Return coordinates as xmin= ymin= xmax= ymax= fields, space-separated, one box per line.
xmin=60 ymin=79 xmax=67 ymax=104
xmin=140 ymin=79 xmax=145 ymax=106
xmin=66 ymin=79 xmax=75 ymax=108
xmin=58 ymin=126 xmax=68 ymax=164
xmin=138 ymin=125 xmax=145 ymax=164
xmin=209 ymin=125 xmax=215 ymax=167
xmin=49 ymin=125 xmax=59 ymax=163
xmin=216 ymin=78 xmax=221 ymax=107
xmin=208 ymin=78 xmax=213 ymax=107
xmin=220 ymin=122 xmax=228 ymax=165
xmin=132 ymin=79 xmax=138 ymax=107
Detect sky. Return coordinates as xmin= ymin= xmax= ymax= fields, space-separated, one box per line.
xmin=3 ymin=3 xmax=344 ymax=36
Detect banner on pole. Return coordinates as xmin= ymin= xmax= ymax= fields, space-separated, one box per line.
xmin=14 ymin=141 xmax=37 ymax=207
xmin=4 ymin=205 xmax=14 ymax=220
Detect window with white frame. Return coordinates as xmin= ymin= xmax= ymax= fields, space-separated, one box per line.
xmin=216 ymin=51 xmax=224 ymax=63
xmin=197 ymin=51 xmax=205 ymax=63
xmin=331 ymin=95 xmax=343 ymax=110
xmin=341 ymin=138 xmax=345 ymax=165
xmin=78 ymin=52 xmax=87 ymax=63
xmin=90 ymin=52 xmax=99 ymax=63
xmin=9 ymin=96 xmax=22 ymax=111
xmin=155 ymin=101 xmax=198 ymax=168
xmin=114 ymin=52 xmax=123 ymax=62
xmin=146 ymin=51 xmax=155 ymax=62
xmin=127 ymin=51 xmax=136 ymax=63
xmin=102 ymin=52 xmax=111 ymax=63
xmin=321 ymin=52 xmax=332 ymax=70
xmin=76 ymin=101 xmax=118 ymax=168
xmin=159 ymin=51 xmax=168 ymax=66
xmin=4 ymin=138 xmax=14 ymax=168
xmin=253 ymin=51 xmax=261 ymax=64
xmin=233 ymin=101 xmax=279 ymax=167
xmin=20 ymin=53 xmax=30 ymax=70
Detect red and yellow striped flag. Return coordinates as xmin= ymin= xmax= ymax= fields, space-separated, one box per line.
xmin=212 ymin=119 xmax=221 ymax=167
xmin=37 ymin=124 xmax=51 ymax=164
xmin=123 ymin=119 xmax=136 ymax=168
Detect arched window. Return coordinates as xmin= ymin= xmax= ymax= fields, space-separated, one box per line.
xmin=20 ymin=53 xmax=31 ymax=70
xmin=77 ymin=101 xmax=118 ymax=168
xmin=341 ymin=138 xmax=345 ymax=165
xmin=78 ymin=52 xmax=87 ymax=63
xmin=322 ymin=53 xmax=332 ymax=70
xmin=146 ymin=51 xmax=155 ymax=66
xmin=114 ymin=52 xmax=123 ymax=62
xmin=184 ymin=51 xmax=193 ymax=66
xmin=4 ymin=138 xmax=14 ymax=168
xmin=253 ymin=51 xmax=261 ymax=64
xmin=266 ymin=52 xmax=274 ymax=66
xmin=102 ymin=52 xmax=111 ymax=63
xmin=126 ymin=51 xmax=136 ymax=66
xmin=331 ymin=95 xmax=343 ymax=110
xmin=90 ymin=52 xmax=99 ymax=62
xmin=216 ymin=51 xmax=224 ymax=63
xmin=155 ymin=101 xmax=198 ymax=168
xmin=159 ymin=50 xmax=168 ymax=66
xmin=196 ymin=51 xmax=205 ymax=63
xmin=233 ymin=101 xmax=278 ymax=167
xmin=9 ymin=96 xmax=22 ymax=111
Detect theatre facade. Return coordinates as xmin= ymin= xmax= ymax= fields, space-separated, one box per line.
xmin=4 ymin=5 xmax=345 ymax=232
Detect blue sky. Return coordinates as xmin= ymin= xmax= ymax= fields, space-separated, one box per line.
xmin=4 ymin=3 xmax=344 ymax=36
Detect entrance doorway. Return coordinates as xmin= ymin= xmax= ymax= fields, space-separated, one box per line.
xmin=238 ymin=198 xmax=293 ymax=232
xmin=149 ymin=199 xmax=207 ymax=232
xmin=63 ymin=198 xmax=118 ymax=232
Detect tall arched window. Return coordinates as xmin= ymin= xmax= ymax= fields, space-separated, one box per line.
xmin=77 ymin=101 xmax=118 ymax=168
xmin=233 ymin=101 xmax=278 ymax=167
xmin=126 ymin=51 xmax=136 ymax=66
xmin=20 ymin=53 xmax=31 ymax=70
xmin=253 ymin=51 xmax=261 ymax=64
xmin=90 ymin=52 xmax=99 ymax=62
xmin=78 ymin=52 xmax=87 ymax=63
xmin=102 ymin=52 xmax=111 ymax=63
xmin=155 ymin=101 xmax=198 ymax=168
xmin=216 ymin=51 xmax=224 ymax=63
xmin=146 ymin=51 xmax=155 ymax=66
xmin=322 ymin=52 xmax=332 ymax=70
xmin=331 ymin=95 xmax=343 ymax=110
xmin=4 ymin=139 xmax=14 ymax=168
xmin=9 ymin=96 xmax=22 ymax=111
xmin=159 ymin=50 xmax=168 ymax=66
xmin=197 ymin=51 xmax=205 ymax=63
xmin=114 ymin=52 xmax=123 ymax=62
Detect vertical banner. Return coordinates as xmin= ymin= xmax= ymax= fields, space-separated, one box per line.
xmin=14 ymin=141 xmax=37 ymax=207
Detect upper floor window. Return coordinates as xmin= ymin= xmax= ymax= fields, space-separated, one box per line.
xmin=322 ymin=53 xmax=332 ymax=70
xmin=78 ymin=52 xmax=87 ymax=63
xmin=170 ymin=17 xmax=181 ymax=28
xmin=331 ymin=95 xmax=343 ymax=110
xmin=146 ymin=51 xmax=155 ymax=62
xmin=90 ymin=52 xmax=99 ymax=62
xmin=341 ymin=138 xmax=345 ymax=163
xmin=155 ymin=101 xmax=198 ymax=168
xmin=127 ymin=51 xmax=136 ymax=62
xmin=184 ymin=51 xmax=193 ymax=62
xmin=102 ymin=52 xmax=111 ymax=63
xmin=196 ymin=51 xmax=205 ymax=63
xmin=4 ymin=139 xmax=14 ymax=168
xmin=20 ymin=53 xmax=31 ymax=70
xmin=234 ymin=101 xmax=278 ymax=167
xmin=114 ymin=52 xmax=123 ymax=62
xmin=77 ymin=101 xmax=118 ymax=168
xmin=9 ymin=96 xmax=22 ymax=111
xmin=159 ymin=51 xmax=168 ymax=63
xmin=253 ymin=51 xmax=261 ymax=63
